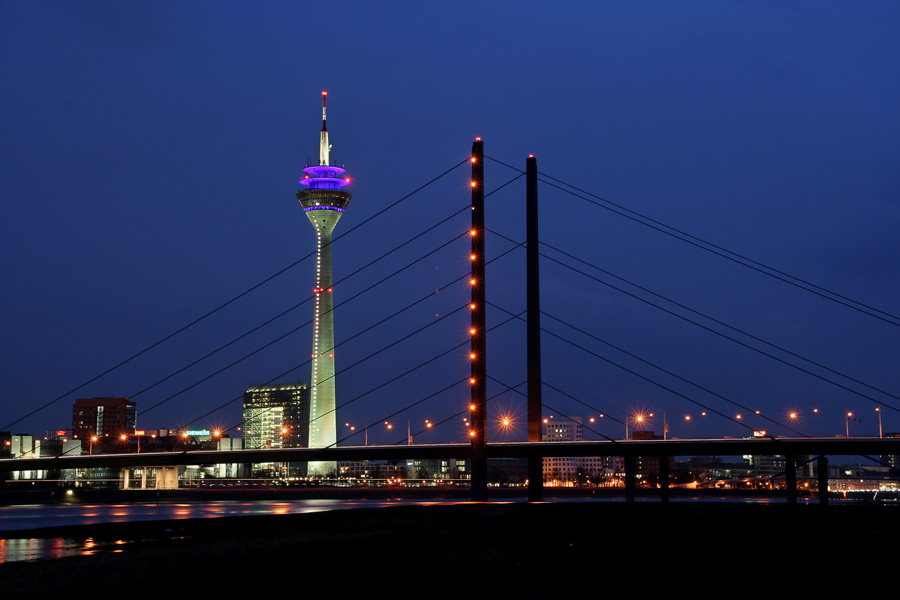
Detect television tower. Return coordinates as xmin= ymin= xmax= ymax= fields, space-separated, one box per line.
xmin=296 ymin=91 xmax=352 ymax=477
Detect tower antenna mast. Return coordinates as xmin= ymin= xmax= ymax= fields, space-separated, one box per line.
xmin=319 ymin=91 xmax=331 ymax=166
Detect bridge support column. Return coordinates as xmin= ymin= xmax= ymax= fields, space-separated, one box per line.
xmin=659 ymin=456 xmax=669 ymax=503
xmin=785 ymin=454 xmax=797 ymax=504
xmin=469 ymin=138 xmax=487 ymax=502
xmin=817 ymin=455 xmax=829 ymax=505
xmin=526 ymin=153 xmax=543 ymax=503
xmin=624 ymin=455 xmax=635 ymax=503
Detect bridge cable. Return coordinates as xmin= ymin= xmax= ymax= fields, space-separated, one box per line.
xmin=144 ymin=231 xmax=470 ymax=420
xmin=485 ymin=154 xmax=900 ymax=327
xmin=537 ymin=244 xmax=900 ymax=415
xmin=483 ymin=374 xmax=624 ymax=445
xmin=383 ymin=377 xmax=531 ymax=445
xmin=486 ymin=300 xmax=774 ymax=437
xmin=212 ymin=235 xmax=528 ymax=436
xmin=144 ymin=170 xmax=524 ymax=421
xmin=128 ymin=204 xmax=471 ymax=410
xmin=293 ymin=310 xmax=528 ymax=456
xmin=542 ymin=310 xmax=811 ymax=437
xmin=2 ymin=157 xmax=471 ymax=431
xmin=483 ymin=225 xmax=899 ymax=414
xmin=540 ymin=239 xmax=900 ymax=406
xmin=349 ymin=315 xmax=529 ymax=448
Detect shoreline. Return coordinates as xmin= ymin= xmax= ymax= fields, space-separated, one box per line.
xmin=1 ymin=502 xmax=897 ymax=593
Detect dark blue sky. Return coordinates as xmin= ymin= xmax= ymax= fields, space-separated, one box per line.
xmin=2 ymin=1 xmax=898 ymax=443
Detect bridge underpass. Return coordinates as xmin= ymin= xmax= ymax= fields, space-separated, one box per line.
xmin=4 ymin=437 xmax=899 ymax=504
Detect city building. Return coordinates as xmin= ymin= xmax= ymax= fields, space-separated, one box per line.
xmin=543 ymin=416 xmax=617 ymax=486
xmin=243 ymin=383 xmax=310 ymax=479
xmin=242 ymin=383 xmax=310 ymax=450
xmin=881 ymin=432 xmax=900 ymax=473
xmin=408 ymin=458 xmax=470 ymax=482
xmin=72 ymin=397 xmax=136 ymax=440
xmin=295 ymin=92 xmax=352 ymax=477
xmin=0 ymin=431 xmax=11 ymax=458
xmin=544 ymin=416 xmax=583 ymax=485
xmin=632 ymin=430 xmax=671 ymax=487
xmin=340 ymin=459 xmax=407 ymax=481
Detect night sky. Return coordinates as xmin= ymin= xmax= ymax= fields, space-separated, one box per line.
xmin=2 ymin=2 xmax=898 ymax=444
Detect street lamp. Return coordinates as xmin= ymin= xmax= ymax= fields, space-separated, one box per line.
xmin=625 ymin=414 xmax=645 ymax=440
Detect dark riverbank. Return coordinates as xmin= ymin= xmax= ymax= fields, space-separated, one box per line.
xmin=1 ymin=502 xmax=896 ymax=594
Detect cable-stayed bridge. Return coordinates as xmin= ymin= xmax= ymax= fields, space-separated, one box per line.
xmin=2 ymin=139 xmax=899 ymax=502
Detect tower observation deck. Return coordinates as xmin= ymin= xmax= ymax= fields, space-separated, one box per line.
xmin=296 ymin=92 xmax=352 ymax=477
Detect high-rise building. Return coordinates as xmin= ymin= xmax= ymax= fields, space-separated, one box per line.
xmin=295 ymin=92 xmax=352 ymax=477
xmin=72 ymin=397 xmax=136 ymax=440
xmin=242 ymin=383 xmax=310 ymax=450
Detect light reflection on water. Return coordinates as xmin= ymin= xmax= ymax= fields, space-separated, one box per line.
xmin=0 ymin=495 xmax=809 ymax=564
xmin=0 ymin=498 xmax=403 ymax=564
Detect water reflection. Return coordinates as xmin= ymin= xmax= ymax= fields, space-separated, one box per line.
xmin=0 ymin=495 xmax=805 ymax=564
xmin=0 ymin=498 xmax=404 ymax=563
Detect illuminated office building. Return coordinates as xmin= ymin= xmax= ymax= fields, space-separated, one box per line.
xmin=295 ymin=92 xmax=352 ymax=477
xmin=72 ymin=397 xmax=136 ymax=440
xmin=242 ymin=383 xmax=310 ymax=450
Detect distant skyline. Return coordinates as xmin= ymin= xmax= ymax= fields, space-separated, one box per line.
xmin=1 ymin=2 xmax=898 ymax=444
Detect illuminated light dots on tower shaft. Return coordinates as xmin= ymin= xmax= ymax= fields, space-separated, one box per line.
xmin=296 ymin=91 xmax=352 ymax=477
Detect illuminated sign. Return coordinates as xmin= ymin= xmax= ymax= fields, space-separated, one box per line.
xmin=185 ymin=429 xmax=211 ymax=436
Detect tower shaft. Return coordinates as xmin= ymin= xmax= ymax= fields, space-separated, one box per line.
xmin=308 ymin=211 xmax=340 ymax=451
